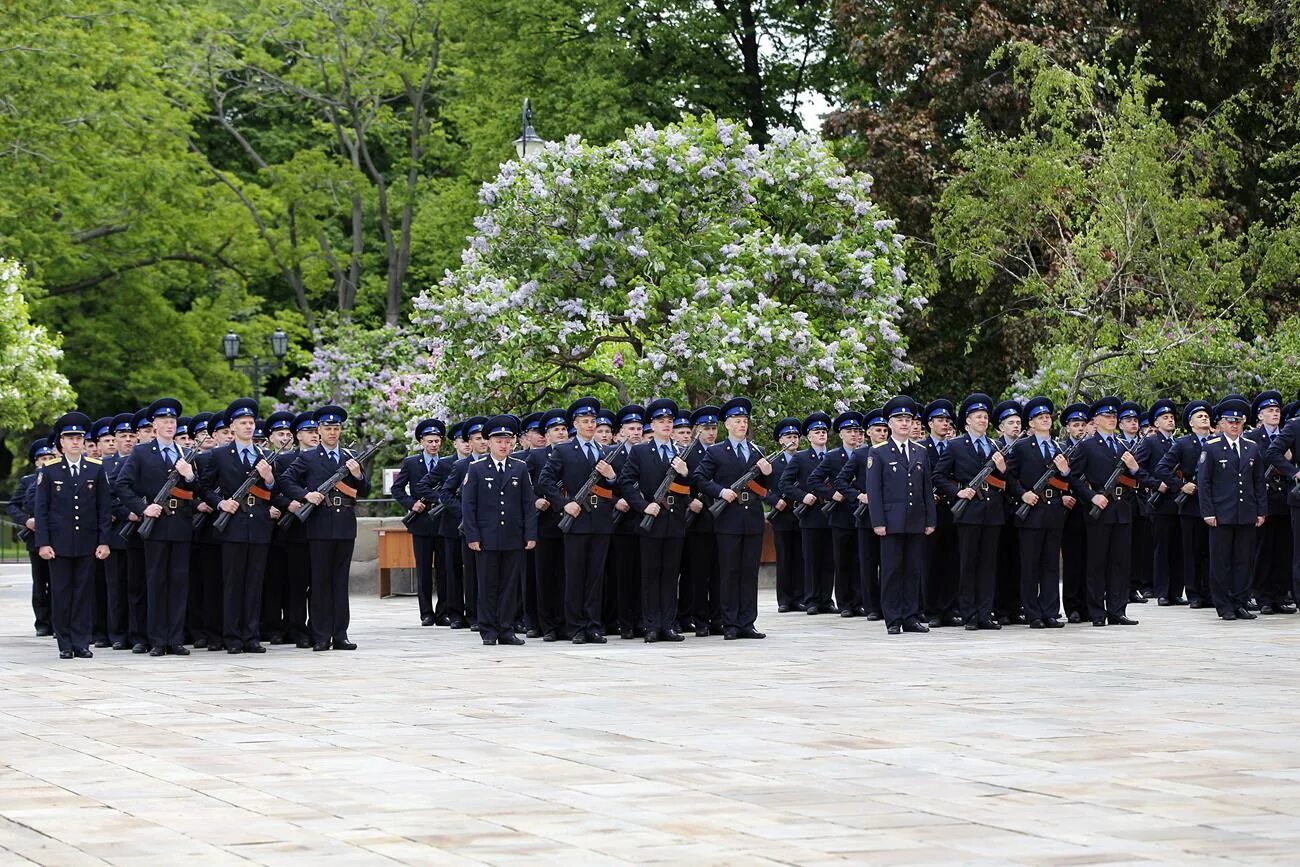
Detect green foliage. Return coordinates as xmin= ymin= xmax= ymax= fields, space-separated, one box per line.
xmin=0 ymin=261 xmax=76 ymax=429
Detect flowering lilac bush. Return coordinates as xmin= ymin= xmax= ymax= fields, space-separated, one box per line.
xmin=1 ymin=259 xmax=76 ymax=429
xmin=411 ymin=115 xmax=924 ymax=418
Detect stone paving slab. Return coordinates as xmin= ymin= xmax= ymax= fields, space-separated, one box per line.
xmin=2 ymin=563 xmax=1299 ymax=864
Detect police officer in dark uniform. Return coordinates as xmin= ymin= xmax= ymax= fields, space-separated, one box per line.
xmin=86 ymin=417 xmax=118 ymax=647
xmin=462 ymin=415 xmax=537 ymax=646
xmin=525 ymin=409 xmax=569 ymax=640
xmin=919 ymin=399 xmax=960 ymax=627
xmin=439 ymin=416 xmax=491 ymax=629
xmin=781 ymin=411 xmax=835 ymax=614
xmin=199 ymin=398 xmax=278 ymax=653
xmin=256 ymin=410 xmax=296 ymax=642
xmin=681 ymin=405 xmax=721 ymax=635
xmin=834 ymin=407 xmax=888 ymax=624
xmin=992 ymin=400 xmax=1025 ymax=624
xmin=865 ymin=396 xmax=935 ymax=634
xmin=1058 ymin=402 xmax=1091 ymax=621
xmin=272 ymin=412 xmax=318 ymax=646
xmin=108 ymin=411 xmax=151 ymax=651
xmin=1198 ymin=397 xmax=1267 ymax=620
xmin=192 ymin=411 xmax=228 ymax=650
xmin=115 ymin=398 xmax=198 ymax=656
xmin=413 ymin=420 xmax=464 ymax=626
xmin=537 ymin=398 xmax=618 ymax=643
xmin=35 ymin=413 xmax=112 ymax=659
xmin=1246 ymin=391 xmax=1294 ymax=614
xmin=766 ymin=417 xmax=803 ymax=612
xmin=1263 ymin=402 xmax=1300 ymax=611
xmin=811 ymin=411 xmax=866 ymax=616
xmin=9 ymin=438 xmax=57 ymax=637
xmin=1006 ymin=397 xmax=1070 ymax=628
xmin=1118 ymin=401 xmax=1152 ymax=603
xmin=391 ymin=417 xmax=447 ymax=626
xmin=692 ymin=397 xmax=773 ymax=639
xmin=1155 ymin=400 xmax=1215 ymax=608
xmin=514 ymin=411 xmax=543 ymax=635
xmin=618 ymin=398 xmax=692 ymax=642
xmin=1142 ymin=399 xmax=1184 ymax=605
xmin=935 ymin=393 xmax=1007 ymax=630
xmin=1068 ymin=397 xmax=1140 ymax=627
xmin=608 ymin=404 xmax=645 ymax=638
xmin=280 ymin=405 xmax=372 ymax=650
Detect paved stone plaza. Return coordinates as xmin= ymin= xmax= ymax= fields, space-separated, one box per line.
xmin=2 ymin=563 xmax=1299 ymax=865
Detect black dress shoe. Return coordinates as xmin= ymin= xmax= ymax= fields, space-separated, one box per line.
xmin=1158 ymin=597 xmax=1173 ymax=606
xmin=168 ymin=645 xmax=190 ymax=655
xmin=75 ymin=648 xmax=93 ymax=658
xmin=644 ymin=630 xmax=660 ymax=643
xmin=663 ymin=630 xmax=685 ymax=642
xmin=227 ymin=646 xmax=244 ymax=654
xmin=470 ymin=623 xmax=481 ymax=632
xmin=499 ymin=634 xmax=525 ymax=645
xmin=777 ymin=605 xmax=790 ymax=613
xmin=1109 ymin=616 xmax=1139 ymax=626
xmin=1092 ymin=618 xmax=1106 ymax=627
xmin=1234 ymin=607 xmax=1257 ymax=620
xmin=723 ymin=628 xmax=739 ymax=640
xmin=333 ymin=639 xmax=358 ymax=650
xmin=434 ymin=615 xmax=451 ymax=626
xmin=149 ymin=646 xmax=167 ymax=656
xmin=1277 ymin=603 xmax=1297 ymax=614
xmin=942 ymin=615 xmax=964 ymax=627
xmin=695 ymin=625 xmax=710 ymax=638
xmin=1029 ymin=619 xmax=1047 ymax=629
xmin=244 ymin=643 xmax=266 ymax=653
xmin=840 ymin=609 xmax=855 ymax=618
xmin=111 ymin=641 xmax=128 ymax=651
xmin=1259 ymin=605 xmax=1276 ymax=615
xmin=586 ymin=632 xmax=607 ymax=644
xmin=59 ymin=650 xmax=74 ymax=659
xmin=195 ymin=636 xmax=209 ymax=648
xmin=36 ymin=627 xmax=53 ymax=637
xmin=132 ymin=642 xmax=148 ymax=654
xmin=295 ymin=637 xmax=313 ymax=648
xmin=571 ymin=632 xmax=586 ymax=644
xmin=1170 ymin=596 xmax=1188 ymax=605
xmin=979 ymin=620 xmax=1001 ymax=630
xmin=421 ymin=615 xmax=435 ymax=626
xmin=268 ymin=633 xmax=287 ymax=645
xmin=542 ymin=630 xmax=558 ymax=642
xmin=903 ymin=621 xmax=929 ymax=633
xmin=738 ymin=628 xmax=766 ymax=639
xmin=679 ymin=620 xmax=696 ymax=632
xmin=965 ymin=621 xmax=980 ymax=631
xmin=620 ymin=628 xmax=635 ymax=640
xmin=1067 ymin=612 xmax=1082 ymax=624
xmin=94 ymin=639 xmax=110 ymax=648
xmin=526 ymin=628 xmax=542 ymax=638
xmin=1129 ymin=590 xmax=1148 ymax=603
xmin=865 ymin=612 xmax=882 ymax=621
xmin=312 ymin=642 xmax=331 ymax=651
xmin=926 ymin=616 xmax=942 ymax=628
xmin=805 ymin=605 xmax=820 ymax=615
xmin=887 ymin=624 xmax=902 ymax=634
xmin=1045 ymin=618 xmax=1065 ymax=628
xmin=208 ymin=641 xmax=224 ymax=651
xmin=481 ymin=637 xmax=497 ymax=646
xmin=449 ymin=619 xmax=468 ymax=629
xmin=1189 ymin=600 xmax=1206 ymax=609
xmin=1219 ymin=611 xmax=1237 ymax=621
xmin=825 ymin=606 xmax=840 ymax=615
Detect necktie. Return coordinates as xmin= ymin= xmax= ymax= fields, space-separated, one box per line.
xmin=974 ymin=438 xmax=985 ymax=460
xmin=902 ymin=443 xmax=909 ymax=463
xmin=1199 ymin=437 xmax=1207 ymax=448
xmin=330 ymin=451 xmax=339 ymax=466
xmin=739 ymin=442 xmax=749 ymax=462
xmin=497 ymin=461 xmax=505 ymax=474
xmin=70 ymin=462 xmax=78 ymax=482
xmin=1109 ymin=437 xmax=1119 ymax=455
xmin=938 ymin=440 xmax=947 ymax=455
xmin=816 ymin=450 xmax=823 ymax=462
xmin=243 ymin=448 xmax=253 ymax=469
xmin=163 ymin=446 xmax=174 ymax=465
xmin=661 ymin=444 xmax=671 ymax=463
xmin=1042 ymin=440 xmax=1052 ymax=461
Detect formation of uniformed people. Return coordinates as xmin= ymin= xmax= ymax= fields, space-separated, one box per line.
xmin=8 ymin=388 xmax=1300 ymax=657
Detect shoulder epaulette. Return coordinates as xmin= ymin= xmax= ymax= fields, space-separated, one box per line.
xmin=872 ymin=441 xmax=890 ymax=449
xmin=85 ymin=457 xmax=102 ymax=465
xmin=1205 ymin=436 xmax=1222 ymax=444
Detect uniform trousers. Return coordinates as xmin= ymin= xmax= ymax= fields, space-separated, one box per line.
xmin=476 ymin=549 xmax=522 ymax=642
xmin=564 ymin=533 xmax=611 ymax=636
xmin=1061 ymin=508 xmax=1087 ymax=617
xmin=412 ymin=532 xmax=438 ymax=621
xmin=1179 ymin=515 xmax=1210 ymax=604
xmin=831 ymin=527 xmax=860 ymax=611
xmin=222 ymin=541 xmax=268 ymax=648
xmin=680 ymin=530 xmax=719 ymax=629
xmin=103 ymin=550 xmax=129 ymax=644
xmin=879 ymin=532 xmax=925 ymax=629
xmin=533 ymin=534 xmax=565 ymax=635
xmin=1084 ymin=522 xmax=1130 ymax=621
xmin=50 ymin=556 xmax=93 ymax=653
xmin=1253 ymin=515 xmax=1292 ymax=606
xmin=1018 ymin=527 xmax=1062 ymax=622
xmin=641 ymin=537 xmax=685 ymax=632
xmin=125 ymin=541 xmax=148 ymax=646
xmin=144 ymin=539 xmax=190 ymax=649
xmin=956 ymin=523 xmax=1000 ymax=624
xmin=27 ymin=550 xmax=52 ymax=634
xmin=716 ymin=532 xmax=761 ymax=631
xmin=1208 ymin=523 xmax=1255 ymax=615
xmin=923 ymin=522 xmax=958 ymax=620
xmin=800 ymin=527 xmax=834 ymax=609
xmin=771 ymin=525 xmax=803 ymax=609
xmin=1151 ymin=513 xmax=1184 ymax=600
xmin=308 ymin=538 xmax=354 ymax=645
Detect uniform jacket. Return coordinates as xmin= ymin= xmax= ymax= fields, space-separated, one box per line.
xmin=1067 ymin=432 xmax=1137 ymax=525
xmin=34 ymin=458 xmax=111 ymax=556
xmin=933 ymin=433 xmax=1006 ymax=526
xmin=523 ymin=446 xmax=563 ymax=539
xmin=1246 ymin=425 xmax=1290 ymax=515
xmin=607 ymin=442 xmax=639 ymax=536
xmin=924 ymin=437 xmax=957 ymax=524
xmin=1196 ymin=434 xmax=1267 ymax=524
xmin=1262 ymin=418 xmax=1300 ymax=508
xmin=7 ymin=473 xmax=36 ymax=552
xmin=414 ymin=454 xmax=461 ymax=538
xmin=198 ymin=442 xmax=277 ymax=545
xmin=1154 ymin=433 xmax=1209 ymax=518
xmin=765 ymin=451 xmax=799 ymax=529
xmin=113 ymin=440 xmax=197 ymax=543
xmin=1005 ymin=435 xmax=1070 ymax=530
xmin=1142 ymin=431 xmax=1179 ymax=516
xmin=683 ymin=439 xmax=715 ymax=534
xmin=536 ymin=438 xmax=616 ymax=535
xmin=780 ymin=448 xmax=830 ymax=530
xmin=864 ymin=439 xmax=936 ymax=533
xmin=617 ymin=439 xmax=691 ymax=539
xmin=391 ymin=451 xmax=443 ymax=536
xmin=461 ymin=456 xmax=537 ymax=550
xmin=809 ymin=446 xmax=857 ymax=530
xmin=279 ymin=445 xmax=372 ymax=541
xmin=692 ymin=439 xmax=772 ymax=536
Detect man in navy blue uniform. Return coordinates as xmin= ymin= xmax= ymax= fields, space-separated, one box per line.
xmin=934 ymin=393 xmax=1007 ymax=630
xmin=1142 ymin=399 xmax=1185 ymax=606
xmin=1155 ymin=400 xmax=1215 ymax=608
xmin=523 ymin=409 xmax=569 ymax=640
xmin=1006 ymin=397 xmax=1071 ymax=628
xmin=9 ymin=438 xmax=58 ymax=637
xmin=199 ymin=398 xmax=279 ymax=653
xmin=538 ymin=398 xmax=618 ymax=644
xmin=1263 ymin=402 xmax=1300 ymax=611
xmin=437 ymin=416 xmax=491 ymax=628
xmin=864 ymin=396 xmax=936 ymax=634
xmin=1067 ymin=397 xmax=1140 ymax=627
xmin=391 ymin=417 xmax=447 ymax=626
xmin=1118 ymin=401 xmax=1153 ymax=603
xmin=280 ymin=405 xmax=372 ymax=650
xmin=1198 ymin=397 xmax=1267 ymax=620
xmin=781 ymin=411 xmax=835 ymax=614
xmin=692 ymin=397 xmax=774 ymax=639
xmin=618 ymin=398 xmax=693 ymax=642
xmin=918 ymin=399 xmax=960 ymax=627
xmin=192 ymin=412 xmax=228 ymax=650
xmin=766 ymin=417 xmax=804 ymax=612
xmin=114 ymin=398 xmax=198 ymax=656
xmin=607 ymin=404 xmax=645 ymax=638
xmin=35 ymin=413 xmax=112 ymax=659
xmin=416 ymin=421 xmax=471 ymax=627
xmin=1058 ymin=402 xmax=1091 ymax=621
xmin=811 ymin=411 xmax=866 ymax=616
xmin=256 ymin=410 xmax=297 ymax=643
xmin=1245 ymin=390 xmax=1294 ymax=614
xmin=462 ymin=415 xmax=537 ymax=645
xmin=89 ymin=416 xmax=125 ymax=648
xmin=680 ymin=405 xmax=721 ymax=635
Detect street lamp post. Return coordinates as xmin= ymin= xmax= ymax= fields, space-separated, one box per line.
xmin=513 ymin=98 xmax=548 ymax=159
xmin=223 ymin=328 xmax=289 ymax=406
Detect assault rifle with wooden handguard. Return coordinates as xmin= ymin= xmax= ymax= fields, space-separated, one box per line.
xmin=951 ymin=435 xmax=1021 ymax=520
xmin=1089 ymin=438 xmax=1140 ymax=520
xmin=557 ymin=444 xmax=614 ymax=534
xmin=401 ymin=459 xmax=448 ymax=527
xmin=707 ymin=447 xmax=783 ymax=518
xmin=126 ymin=445 xmax=202 ymax=540
xmin=211 ymin=442 xmax=291 ymax=533
xmin=1015 ymin=441 xmax=1081 ymax=521
xmin=278 ymin=439 xmax=386 ymax=528
xmin=639 ymin=437 xmax=696 ymax=532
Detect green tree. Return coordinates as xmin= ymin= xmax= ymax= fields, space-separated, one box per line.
xmin=0 ymin=261 xmax=76 ymax=429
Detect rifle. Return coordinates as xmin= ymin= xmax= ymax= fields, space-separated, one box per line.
xmin=1089 ymin=438 xmax=1138 ymax=520
xmin=707 ymin=446 xmax=783 ymax=518
xmin=278 ymin=439 xmax=386 ymax=528
xmin=951 ymin=436 xmax=1020 ymax=519
xmin=3 ymin=518 xmax=33 ymax=544
xmin=557 ymin=444 xmax=615 ymax=533
xmin=1015 ymin=441 xmax=1081 ymax=521
xmin=400 ymin=456 xmax=447 ymax=527
xmin=639 ymin=437 xmax=696 ymax=531
xmin=127 ymin=445 xmax=202 ymax=540
xmin=212 ymin=443 xmax=291 ymax=532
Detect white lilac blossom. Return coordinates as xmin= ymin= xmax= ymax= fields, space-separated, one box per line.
xmin=0 ymin=259 xmax=76 ymax=428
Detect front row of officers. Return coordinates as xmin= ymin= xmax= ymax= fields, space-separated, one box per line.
xmin=11 ymin=386 xmax=1300 ymax=657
